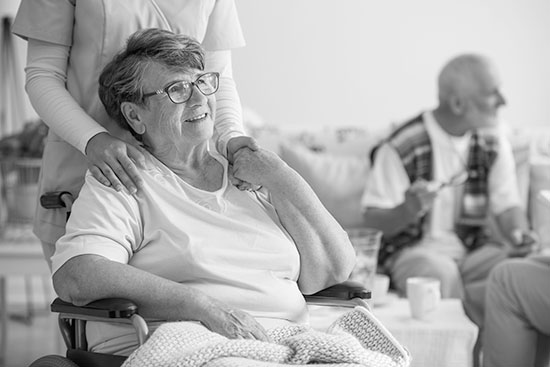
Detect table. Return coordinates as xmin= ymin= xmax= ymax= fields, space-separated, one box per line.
xmin=0 ymin=241 xmax=51 ymax=363
xmin=309 ymin=297 xmax=479 ymax=367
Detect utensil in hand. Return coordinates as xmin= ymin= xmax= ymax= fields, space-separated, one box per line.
xmin=437 ymin=171 xmax=468 ymax=190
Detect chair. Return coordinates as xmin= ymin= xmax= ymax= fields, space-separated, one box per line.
xmin=29 ymin=192 xmax=371 ymax=367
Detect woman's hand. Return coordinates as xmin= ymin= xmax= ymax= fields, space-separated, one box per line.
xmin=200 ymin=302 xmax=270 ymax=342
xmin=226 ymin=136 xmax=260 ymax=191
xmin=231 ymin=147 xmax=287 ymax=189
xmin=85 ymin=132 xmax=146 ymax=194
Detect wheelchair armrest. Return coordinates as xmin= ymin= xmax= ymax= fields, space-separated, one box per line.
xmin=304 ymin=280 xmax=371 ymax=302
xmin=51 ymin=297 xmax=138 ymax=319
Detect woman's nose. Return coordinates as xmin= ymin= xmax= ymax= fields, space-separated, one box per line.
xmin=188 ymin=84 xmax=208 ymax=106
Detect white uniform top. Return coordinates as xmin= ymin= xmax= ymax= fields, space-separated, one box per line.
xmin=13 ymin=0 xmax=246 ymax=244
xmin=51 ymin=148 xmax=307 ymax=354
xmin=362 ymin=111 xmax=521 ymax=260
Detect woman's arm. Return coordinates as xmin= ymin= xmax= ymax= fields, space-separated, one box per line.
xmin=205 ymin=50 xmax=245 ymax=156
xmin=51 ymin=174 xmax=268 ymax=341
xmin=232 ymin=148 xmax=356 ymax=295
xmin=53 ymin=255 xmax=268 ymax=341
xmin=205 ymin=50 xmax=258 ymax=191
xmin=25 ymin=39 xmax=105 ymax=153
xmin=24 ymin=38 xmax=145 ymax=193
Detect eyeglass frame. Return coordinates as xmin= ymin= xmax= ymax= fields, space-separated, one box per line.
xmin=142 ymin=71 xmax=220 ymax=104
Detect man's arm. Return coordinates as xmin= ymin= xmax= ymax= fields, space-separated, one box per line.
xmin=363 ymin=204 xmax=421 ymax=237
xmin=490 ymin=132 xmax=537 ymax=255
xmin=361 ymin=143 xmax=429 ymax=236
xmin=363 ymin=179 xmax=438 ymax=237
xmin=496 ymin=206 xmax=529 ymax=244
xmin=495 ymin=206 xmax=538 ymax=257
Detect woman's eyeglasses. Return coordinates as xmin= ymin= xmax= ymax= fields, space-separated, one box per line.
xmin=143 ymin=72 xmax=219 ymax=104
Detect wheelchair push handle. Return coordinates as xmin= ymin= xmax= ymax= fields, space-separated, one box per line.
xmin=40 ymin=191 xmax=74 ymax=212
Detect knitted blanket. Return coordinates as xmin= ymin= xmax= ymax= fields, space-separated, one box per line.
xmin=122 ymin=306 xmax=411 ymax=367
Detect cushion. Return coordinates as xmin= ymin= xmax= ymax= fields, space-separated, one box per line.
xmin=279 ymin=142 xmax=370 ymax=229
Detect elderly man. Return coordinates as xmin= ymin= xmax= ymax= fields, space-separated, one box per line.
xmin=362 ymin=54 xmax=537 ymax=324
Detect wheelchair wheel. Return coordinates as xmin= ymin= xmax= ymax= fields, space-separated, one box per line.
xmin=29 ymin=355 xmax=79 ymax=367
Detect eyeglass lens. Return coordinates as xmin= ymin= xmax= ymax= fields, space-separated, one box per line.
xmin=167 ymin=73 xmax=218 ymax=103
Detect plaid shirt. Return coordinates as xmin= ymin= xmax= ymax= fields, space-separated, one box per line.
xmin=371 ymin=114 xmax=498 ymax=266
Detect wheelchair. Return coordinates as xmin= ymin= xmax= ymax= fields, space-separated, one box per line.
xmin=29 ymin=192 xmax=372 ymax=367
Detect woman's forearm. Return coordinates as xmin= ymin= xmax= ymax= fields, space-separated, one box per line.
xmin=205 ymin=50 xmax=245 ymax=155
xmin=266 ymin=168 xmax=355 ymax=295
xmin=53 ymin=255 xmax=215 ymax=323
xmin=25 ymin=39 xmax=107 ymax=154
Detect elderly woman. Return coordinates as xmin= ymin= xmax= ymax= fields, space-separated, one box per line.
xmin=51 ymin=28 xmax=356 ymax=356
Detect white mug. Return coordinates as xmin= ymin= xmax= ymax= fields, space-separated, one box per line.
xmin=406 ymin=277 xmax=441 ymax=320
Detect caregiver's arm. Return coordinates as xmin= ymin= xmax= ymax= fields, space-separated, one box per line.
xmin=232 ymin=148 xmax=356 ymax=295
xmin=52 ymin=255 xmax=268 ymax=341
xmin=24 ymin=39 xmax=145 ymax=193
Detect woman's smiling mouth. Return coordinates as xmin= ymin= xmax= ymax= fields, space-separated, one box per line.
xmin=185 ymin=113 xmax=207 ymax=122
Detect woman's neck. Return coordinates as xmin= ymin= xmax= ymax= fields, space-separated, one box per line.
xmin=148 ymin=141 xmax=224 ymax=191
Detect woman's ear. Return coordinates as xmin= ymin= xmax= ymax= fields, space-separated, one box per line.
xmin=121 ymin=102 xmax=146 ymax=135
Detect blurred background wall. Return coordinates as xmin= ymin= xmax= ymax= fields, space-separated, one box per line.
xmin=233 ymin=0 xmax=550 ymax=130
xmin=2 ymin=0 xmax=549 ymax=131
xmin=1 ymin=0 xmax=34 ymax=133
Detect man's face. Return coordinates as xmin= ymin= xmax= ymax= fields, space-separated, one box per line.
xmin=138 ymin=63 xmax=217 ymax=148
xmin=463 ymin=63 xmax=506 ymax=129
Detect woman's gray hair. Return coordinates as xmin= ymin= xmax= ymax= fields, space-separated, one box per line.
xmin=98 ymin=28 xmax=205 ymax=138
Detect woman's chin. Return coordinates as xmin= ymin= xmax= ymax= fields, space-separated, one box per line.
xmin=182 ymin=120 xmax=214 ymax=142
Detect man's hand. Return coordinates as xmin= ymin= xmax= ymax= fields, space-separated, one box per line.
xmin=85 ymin=132 xmax=146 ymax=194
xmin=403 ymin=179 xmax=438 ymax=217
xmin=508 ymin=229 xmax=540 ymax=258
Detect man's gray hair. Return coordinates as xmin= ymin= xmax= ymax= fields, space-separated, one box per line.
xmin=98 ymin=28 xmax=205 ymax=137
xmin=437 ymin=53 xmax=491 ymax=103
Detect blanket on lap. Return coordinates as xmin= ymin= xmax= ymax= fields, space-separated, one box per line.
xmin=122 ymin=306 xmax=411 ymax=367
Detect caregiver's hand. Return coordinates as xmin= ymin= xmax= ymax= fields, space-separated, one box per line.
xmin=226 ymin=135 xmax=259 ymax=164
xmin=86 ymin=132 xmax=146 ymax=194
xmin=200 ymin=301 xmax=270 ymax=341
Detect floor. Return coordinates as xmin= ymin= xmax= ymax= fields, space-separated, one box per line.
xmin=1 ymin=277 xmax=65 ymax=367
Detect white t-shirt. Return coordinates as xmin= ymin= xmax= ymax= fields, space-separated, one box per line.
xmin=51 ymin=148 xmax=307 ymax=354
xmin=361 ymin=111 xmax=521 ymax=260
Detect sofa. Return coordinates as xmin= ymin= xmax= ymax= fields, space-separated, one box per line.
xmin=246 ymin=116 xmax=550 ymax=249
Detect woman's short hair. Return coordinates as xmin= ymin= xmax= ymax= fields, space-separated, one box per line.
xmin=98 ymin=28 xmax=205 ymax=137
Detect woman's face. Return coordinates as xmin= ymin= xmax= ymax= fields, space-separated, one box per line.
xmin=138 ymin=63 xmax=216 ymax=150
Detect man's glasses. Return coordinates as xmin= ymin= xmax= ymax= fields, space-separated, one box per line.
xmin=143 ymin=72 xmax=219 ymax=104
